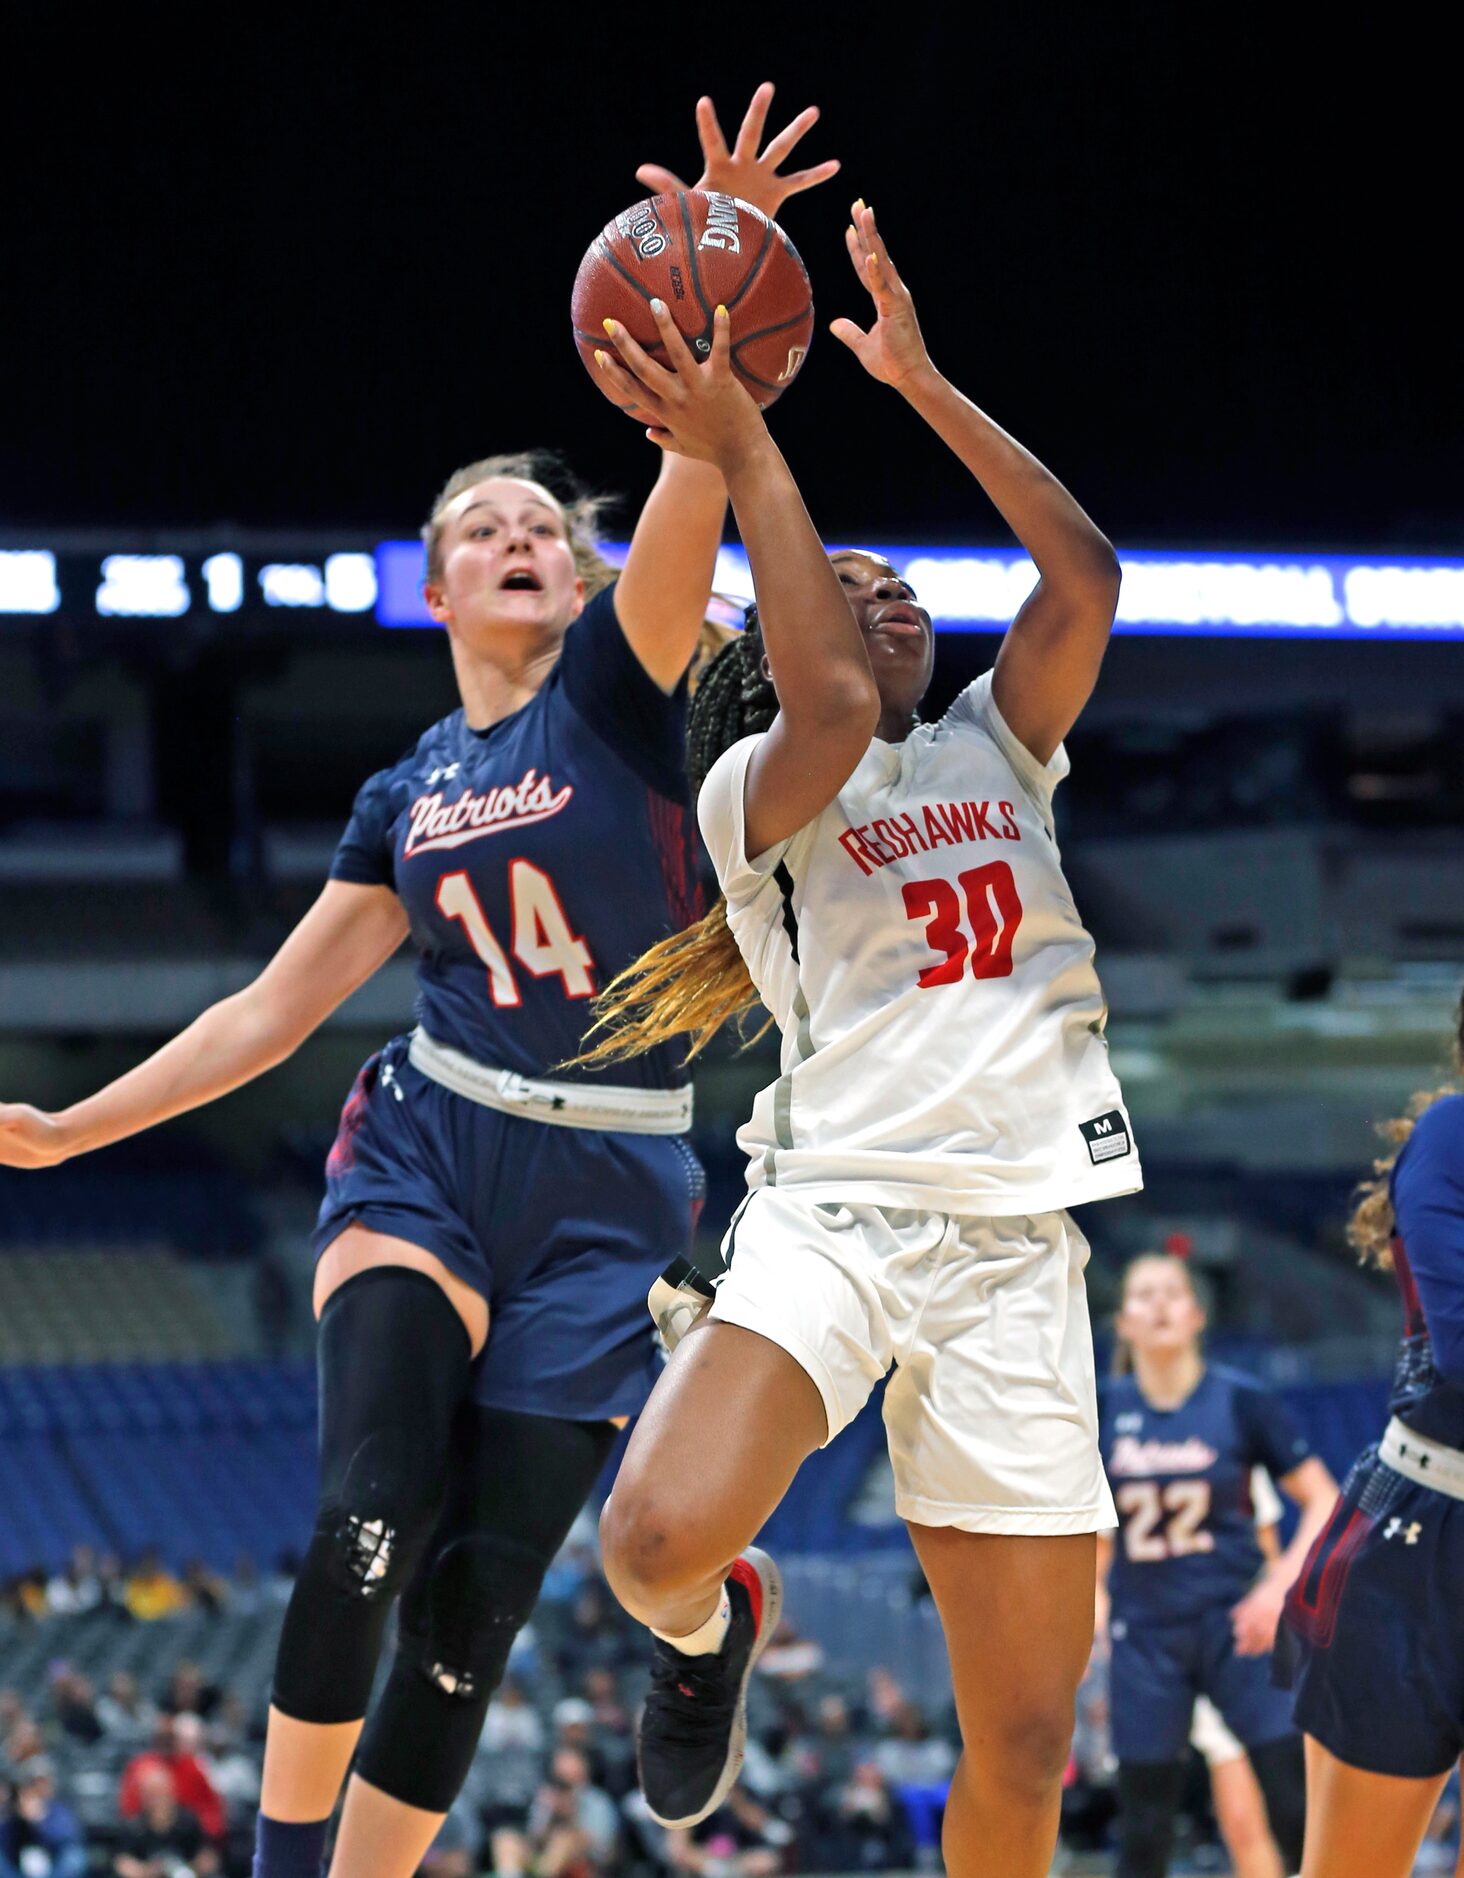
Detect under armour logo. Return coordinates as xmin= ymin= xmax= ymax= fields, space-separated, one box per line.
xmin=379 ymin=1062 xmax=405 ymax=1102
xmin=1384 ymin=1517 xmax=1422 ymax=1545
xmin=425 ymin=762 xmax=461 ymax=786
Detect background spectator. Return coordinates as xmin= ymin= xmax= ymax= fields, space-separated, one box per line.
xmin=0 ymin=1763 xmax=88 ymax=1878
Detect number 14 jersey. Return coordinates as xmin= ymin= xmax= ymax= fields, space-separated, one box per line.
xmin=698 ymin=671 xmax=1143 ymax=1215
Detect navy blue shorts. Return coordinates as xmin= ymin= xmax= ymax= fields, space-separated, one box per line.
xmin=1278 ymin=1444 xmax=1464 ymax=1778
xmin=1109 ymin=1602 xmax=1297 ymax=1763
xmin=313 ymin=1035 xmax=704 ymax=1423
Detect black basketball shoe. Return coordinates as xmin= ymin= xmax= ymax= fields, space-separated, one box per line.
xmin=638 ymin=1546 xmax=783 ymax=1829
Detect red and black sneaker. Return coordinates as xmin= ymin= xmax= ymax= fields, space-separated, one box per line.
xmin=637 ymin=1547 xmax=783 ymax=1829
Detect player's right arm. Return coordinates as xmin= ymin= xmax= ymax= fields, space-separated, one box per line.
xmin=0 ymin=881 xmax=409 ymax=1169
xmin=597 ymin=308 xmax=879 ymax=859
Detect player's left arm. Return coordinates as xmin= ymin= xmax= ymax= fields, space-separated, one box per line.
xmin=831 ymin=202 xmax=1121 ymax=763
xmin=608 ymin=84 xmax=842 ymax=695
xmin=1230 ymin=1455 xmax=1339 ymax=1656
xmin=1392 ymin=1098 xmax=1464 ymax=1389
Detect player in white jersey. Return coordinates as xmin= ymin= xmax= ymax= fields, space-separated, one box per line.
xmin=586 ymin=200 xmax=1136 ymax=1878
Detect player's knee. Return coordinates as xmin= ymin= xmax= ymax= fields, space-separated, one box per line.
xmin=316 ymin=1426 xmax=446 ymax=1601
xmin=406 ymin=1531 xmax=546 ymax=1701
xmin=599 ymin=1486 xmax=713 ymax=1617
xmin=982 ymin=1697 xmax=1077 ymax=1800
xmin=356 ymin=1533 xmax=548 ymax=1814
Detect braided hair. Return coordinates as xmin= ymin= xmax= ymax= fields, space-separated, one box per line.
xmin=574 ymin=610 xmax=780 ymax=1067
xmin=1348 ymin=985 xmax=1464 ymax=1269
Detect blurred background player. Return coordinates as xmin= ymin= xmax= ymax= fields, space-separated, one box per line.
xmin=1191 ymin=1467 xmax=1291 ymax=1878
xmin=0 ymin=83 xmax=838 ymax=1878
xmin=1280 ymin=991 xmax=1464 ymax=1878
xmin=583 ymin=200 xmax=1140 ymax=1878
xmin=1098 ymin=1251 xmax=1338 ymax=1875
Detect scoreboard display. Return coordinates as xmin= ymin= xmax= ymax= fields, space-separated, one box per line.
xmin=2 ymin=540 xmax=1462 ymax=641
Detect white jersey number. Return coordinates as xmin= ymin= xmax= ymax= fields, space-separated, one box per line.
xmin=1115 ymin=1480 xmax=1216 ymax=1561
xmin=436 ymin=865 xmax=596 ymax=1007
xmin=903 ymin=860 xmax=1023 ymax=989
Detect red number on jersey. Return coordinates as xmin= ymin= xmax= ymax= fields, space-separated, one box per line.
xmin=435 ymin=866 xmax=596 ymax=1007
xmin=903 ymin=860 xmax=1023 ymax=989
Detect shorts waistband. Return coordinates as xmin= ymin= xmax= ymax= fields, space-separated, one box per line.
xmin=1380 ymin=1416 xmax=1464 ymax=1501
xmin=407 ymin=1028 xmax=692 ymax=1135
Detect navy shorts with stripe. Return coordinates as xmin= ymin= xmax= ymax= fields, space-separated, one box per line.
xmin=1278 ymin=1445 xmax=1464 ymax=1778
xmin=313 ymin=1033 xmax=704 ymax=1422
xmin=1109 ymin=1603 xmax=1297 ymax=1763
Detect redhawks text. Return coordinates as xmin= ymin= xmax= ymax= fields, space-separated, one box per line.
xmin=838 ymin=800 xmax=1021 ymax=877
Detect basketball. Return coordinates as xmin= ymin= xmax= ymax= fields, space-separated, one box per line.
xmin=572 ymin=190 xmax=814 ymax=408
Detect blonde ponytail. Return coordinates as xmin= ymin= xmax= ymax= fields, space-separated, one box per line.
xmin=573 ymin=898 xmax=770 ymax=1067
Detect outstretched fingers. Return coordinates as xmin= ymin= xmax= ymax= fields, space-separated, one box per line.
xmin=646 ymin=296 xmax=701 ymax=381
xmin=696 ymin=92 xmax=734 ymax=169
xmin=729 ymin=81 xmax=774 ymax=161
xmin=635 ymin=163 xmax=690 ymax=196
xmin=593 ymin=346 xmax=665 ymax=422
xmin=601 ymin=315 xmax=677 ymax=398
xmin=854 ymin=201 xmax=905 ymax=290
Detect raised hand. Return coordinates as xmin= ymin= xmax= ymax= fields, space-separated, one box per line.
xmin=829 ymin=201 xmax=933 ymax=390
xmin=595 ymin=300 xmax=768 ymax=473
xmin=635 ymin=82 xmax=840 ymax=223
xmin=0 ymin=1102 xmax=72 ymax=1169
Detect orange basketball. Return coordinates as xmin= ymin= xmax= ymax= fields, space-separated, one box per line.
xmin=572 ymin=190 xmax=814 ymax=408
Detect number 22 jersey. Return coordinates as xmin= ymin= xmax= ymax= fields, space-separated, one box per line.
xmin=697 ymin=670 xmax=1142 ymax=1214
xmin=1102 ymin=1366 xmax=1313 ymax=1624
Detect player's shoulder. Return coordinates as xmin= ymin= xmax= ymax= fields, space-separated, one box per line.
xmin=1401 ymin=1092 xmax=1464 ymax=1164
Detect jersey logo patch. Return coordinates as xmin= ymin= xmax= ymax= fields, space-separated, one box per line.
xmin=404 ymin=768 xmax=574 ymax=858
xmin=1080 ymin=1110 xmax=1131 ymax=1164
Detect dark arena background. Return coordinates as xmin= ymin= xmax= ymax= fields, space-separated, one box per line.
xmin=1 ymin=14 xmax=1457 ymax=1877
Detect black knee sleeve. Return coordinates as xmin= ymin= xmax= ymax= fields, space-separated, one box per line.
xmin=1116 ymin=1760 xmax=1186 ymax=1878
xmin=1248 ymin=1732 xmax=1307 ymax=1872
xmin=356 ymin=1532 xmax=550 ymax=1811
xmin=356 ymin=1407 xmax=617 ymax=1813
xmin=271 ymin=1269 xmax=473 ymax=1724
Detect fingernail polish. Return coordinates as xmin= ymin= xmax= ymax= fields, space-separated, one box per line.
xmin=603 ymin=318 xmax=616 ymax=336
xmin=715 ymin=305 xmax=728 ymax=320
xmin=594 ymin=350 xmax=606 ymax=366
xmin=650 ymin=297 xmax=666 ymax=315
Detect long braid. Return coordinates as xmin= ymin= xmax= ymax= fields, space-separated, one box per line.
xmin=572 ymin=611 xmax=779 ymax=1067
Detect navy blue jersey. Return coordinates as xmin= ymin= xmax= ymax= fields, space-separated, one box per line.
xmin=1387 ymin=1094 xmax=1464 ymax=1448
xmin=331 ymin=582 xmax=702 ymax=1089
xmin=1102 ymin=1364 xmax=1313 ymax=1625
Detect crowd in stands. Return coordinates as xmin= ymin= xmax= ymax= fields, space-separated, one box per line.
xmin=3 ymin=1549 xmax=249 ymax=1628
xmin=1 ymin=1541 xmax=958 ymax=1877
xmin=12 ymin=1545 xmax=1455 ymax=1875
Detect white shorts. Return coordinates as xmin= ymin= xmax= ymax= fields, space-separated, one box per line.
xmin=709 ymin=1189 xmax=1117 ymax=1536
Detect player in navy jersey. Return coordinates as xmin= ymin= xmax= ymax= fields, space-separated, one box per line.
xmin=1278 ymin=995 xmax=1464 ymax=1877
xmin=1097 ymin=1253 xmax=1338 ymax=1877
xmin=0 ymin=83 xmax=839 ymax=1878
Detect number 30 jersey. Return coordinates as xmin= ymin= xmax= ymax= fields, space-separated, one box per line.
xmin=698 ymin=671 xmax=1142 ymax=1213
xmin=330 ymin=583 xmax=701 ymax=1091
xmin=1101 ymin=1366 xmax=1313 ymax=1625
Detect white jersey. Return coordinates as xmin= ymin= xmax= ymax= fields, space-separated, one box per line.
xmin=698 ymin=671 xmax=1142 ymax=1216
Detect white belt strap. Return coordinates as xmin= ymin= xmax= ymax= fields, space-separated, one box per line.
xmin=408 ymin=1028 xmax=692 ymax=1135
xmin=1380 ymin=1416 xmax=1464 ymax=1502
